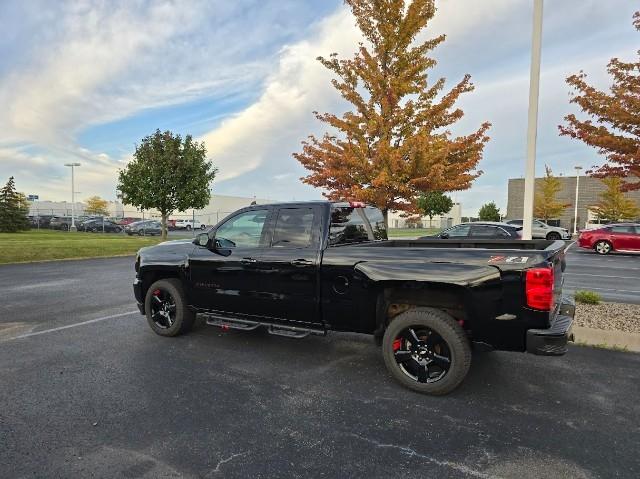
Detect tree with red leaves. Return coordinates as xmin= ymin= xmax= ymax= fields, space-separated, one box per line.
xmin=559 ymin=11 xmax=640 ymax=191
xmin=294 ymin=0 xmax=491 ymax=226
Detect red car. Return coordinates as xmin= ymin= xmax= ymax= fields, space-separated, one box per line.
xmin=578 ymin=223 xmax=640 ymax=255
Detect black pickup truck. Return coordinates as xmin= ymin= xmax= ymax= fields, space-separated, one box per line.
xmin=133 ymin=201 xmax=574 ymax=395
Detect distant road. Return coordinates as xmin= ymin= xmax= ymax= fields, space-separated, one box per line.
xmin=563 ymin=244 xmax=640 ymax=304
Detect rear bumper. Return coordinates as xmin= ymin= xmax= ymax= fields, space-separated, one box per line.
xmin=526 ymin=297 xmax=575 ymax=356
xmin=133 ymin=278 xmax=145 ymax=314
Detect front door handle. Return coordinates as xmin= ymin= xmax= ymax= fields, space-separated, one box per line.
xmin=241 ymin=257 xmax=257 ymax=264
xmin=290 ymin=259 xmax=312 ymax=266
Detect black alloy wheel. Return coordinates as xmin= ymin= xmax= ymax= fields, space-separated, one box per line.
xmin=149 ymin=288 xmax=177 ymax=329
xmin=392 ymin=326 xmax=451 ymax=384
xmin=144 ymin=278 xmax=195 ymax=337
xmin=382 ymin=308 xmax=471 ymax=395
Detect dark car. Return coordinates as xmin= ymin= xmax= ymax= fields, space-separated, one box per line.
xmin=29 ymin=215 xmax=53 ymax=228
xmin=578 ymin=223 xmax=640 ymax=254
xmin=80 ymin=219 xmax=123 ymax=233
xmin=49 ymin=216 xmax=76 ymax=231
xmin=117 ymin=217 xmax=143 ymax=226
xmin=125 ymin=220 xmax=162 ymax=236
xmin=133 ymin=201 xmax=573 ymax=396
xmin=420 ymin=222 xmax=522 ymax=240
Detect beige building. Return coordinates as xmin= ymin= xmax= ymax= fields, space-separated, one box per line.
xmin=506 ymin=176 xmax=640 ymax=230
xmin=388 ymin=203 xmax=462 ymax=229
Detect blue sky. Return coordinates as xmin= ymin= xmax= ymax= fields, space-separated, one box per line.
xmin=0 ymin=0 xmax=637 ymax=215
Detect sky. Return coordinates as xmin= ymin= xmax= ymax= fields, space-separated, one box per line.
xmin=0 ymin=0 xmax=637 ymax=216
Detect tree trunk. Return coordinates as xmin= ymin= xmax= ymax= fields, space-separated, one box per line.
xmin=429 ymin=215 xmax=433 ymax=229
xmin=382 ymin=209 xmax=389 ymax=231
xmin=161 ymin=212 xmax=168 ymax=240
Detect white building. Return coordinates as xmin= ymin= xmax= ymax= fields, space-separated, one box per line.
xmin=387 ymin=202 xmax=462 ymax=229
xmin=28 ymin=194 xmax=276 ymax=226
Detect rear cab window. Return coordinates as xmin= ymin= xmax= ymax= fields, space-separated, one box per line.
xmin=270 ymin=208 xmax=317 ymax=248
xmin=329 ymin=205 xmax=387 ymax=245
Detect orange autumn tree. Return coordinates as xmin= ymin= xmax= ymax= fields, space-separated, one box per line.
xmin=559 ymin=11 xmax=640 ymax=191
xmin=294 ymin=0 xmax=491 ymax=226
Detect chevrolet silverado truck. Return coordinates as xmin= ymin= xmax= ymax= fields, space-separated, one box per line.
xmin=133 ymin=201 xmax=575 ymax=395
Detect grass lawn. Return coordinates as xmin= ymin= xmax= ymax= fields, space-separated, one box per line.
xmin=0 ymin=230 xmax=164 ymax=264
xmin=388 ymin=228 xmax=441 ymax=238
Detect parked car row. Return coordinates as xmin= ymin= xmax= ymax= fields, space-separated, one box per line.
xmin=30 ymin=215 xmax=207 ymax=233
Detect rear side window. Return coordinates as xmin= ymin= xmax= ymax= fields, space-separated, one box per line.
xmin=610 ymin=225 xmax=636 ymax=234
xmin=271 ymin=208 xmax=315 ymax=248
xmin=470 ymin=225 xmax=501 ymax=237
xmin=329 ymin=206 xmax=387 ymax=245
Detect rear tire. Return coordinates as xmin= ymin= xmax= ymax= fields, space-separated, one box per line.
xmin=594 ymin=240 xmax=612 ymax=255
xmin=382 ymin=308 xmax=471 ymax=395
xmin=144 ymin=278 xmax=195 ymax=337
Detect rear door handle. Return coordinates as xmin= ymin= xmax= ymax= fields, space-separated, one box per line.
xmin=290 ymin=259 xmax=312 ymax=266
xmin=241 ymin=257 xmax=257 ymax=264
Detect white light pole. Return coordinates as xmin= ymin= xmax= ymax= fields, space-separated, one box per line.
xmin=64 ymin=162 xmax=81 ymax=231
xmin=573 ymin=166 xmax=583 ymax=235
xmin=522 ymin=0 xmax=544 ymax=240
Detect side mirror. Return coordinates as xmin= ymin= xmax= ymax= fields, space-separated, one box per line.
xmin=194 ymin=232 xmax=210 ymax=247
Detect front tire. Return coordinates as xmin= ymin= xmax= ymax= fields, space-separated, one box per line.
xmin=186 ymin=225 xmax=192 ymax=231
xmin=382 ymin=308 xmax=471 ymax=395
xmin=546 ymin=232 xmax=561 ymax=240
xmin=594 ymin=240 xmax=612 ymax=255
xmin=144 ymin=278 xmax=195 ymax=337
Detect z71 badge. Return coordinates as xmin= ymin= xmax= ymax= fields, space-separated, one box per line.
xmin=488 ymin=255 xmax=529 ymax=264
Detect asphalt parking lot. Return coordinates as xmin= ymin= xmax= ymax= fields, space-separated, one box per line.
xmin=563 ymin=244 xmax=640 ymax=304
xmin=1 ymin=257 xmax=639 ymax=478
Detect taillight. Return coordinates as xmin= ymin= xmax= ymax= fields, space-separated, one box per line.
xmin=526 ymin=267 xmax=554 ymax=311
xmin=349 ymin=201 xmax=366 ymax=208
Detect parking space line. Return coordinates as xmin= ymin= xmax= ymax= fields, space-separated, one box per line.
xmin=10 ymin=311 xmax=138 ymax=341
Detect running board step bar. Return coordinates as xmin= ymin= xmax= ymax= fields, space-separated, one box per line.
xmin=204 ymin=315 xmax=261 ymax=331
xmin=201 ymin=312 xmax=325 ymax=338
xmin=267 ymin=325 xmax=324 ymax=339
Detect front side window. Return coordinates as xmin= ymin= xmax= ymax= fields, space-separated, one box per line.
xmin=215 ymin=209 xmax=269 ymax=248
xmin=445 ymin=224 xmax=471 ymax=237
xmin=271 ymin=208 xmax=315 ymax=248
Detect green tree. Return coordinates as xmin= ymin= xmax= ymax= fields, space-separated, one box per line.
xmin=534 ymin=165 xmax=571 ymax=221
xmin=478 ymin=202 xmax=500 ymax=222
xmin=117 ymin=130 xmax=217 ymax=239
xmin=0 ymin=176 xmax=30 ymax=232
xmin=294 ymin=0 xmax=491 ymax=227
xmin=417 ymin=191 xmax=453 ymax=228
xmin=85 ymin=196 xmax=110 ymax=216
xmin=592 ymin=177 xmax=640 ymax=221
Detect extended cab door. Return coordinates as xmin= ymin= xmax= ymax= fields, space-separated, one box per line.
xmin=188 ymin=208 xmax=272 ymax=317
xmin=257 ymin=206 xmax=323 ymax=327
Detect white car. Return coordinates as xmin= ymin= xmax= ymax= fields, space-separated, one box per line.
xmin=174 ymin=219 xmax=206 ymax=230
xmin=506 ymin=219 xmax=571 ymax=240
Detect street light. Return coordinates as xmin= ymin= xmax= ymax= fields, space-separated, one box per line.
xmin=521 ymin=0 xmax=544 ymax=240
xmin=64 ymin=162 xmax=81 ymax=231
xmin=573 ymin=166 xmax=583 ymax=235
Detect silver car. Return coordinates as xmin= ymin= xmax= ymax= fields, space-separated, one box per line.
xmin=506 ymin=219 xmax=570 ymax=240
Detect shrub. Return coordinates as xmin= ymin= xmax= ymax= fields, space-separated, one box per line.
xmin=575 ymin=290 xmax=601 ymax=305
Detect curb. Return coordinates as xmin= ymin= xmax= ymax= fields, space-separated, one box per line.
xmin=573 ymin=326 xmax=640 ymax=352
